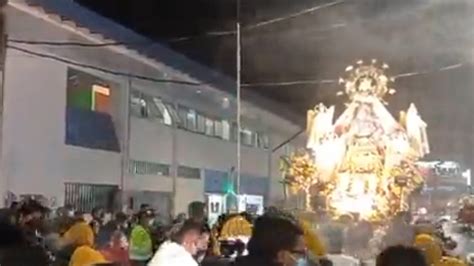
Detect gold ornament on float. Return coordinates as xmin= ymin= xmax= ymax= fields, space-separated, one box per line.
xmin=338 ymin=60 xmax=395 ymax=101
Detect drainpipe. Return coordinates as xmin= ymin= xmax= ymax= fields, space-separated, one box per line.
xmin=0 ymin=35 xmax=6 ymax=207
xmin=171 ymin=102 xmax=179 ymax=217
xmin=120 ymin=76 xmax=131 ymax=210
xmin=266 ymin=134 xmax=272 ymax=207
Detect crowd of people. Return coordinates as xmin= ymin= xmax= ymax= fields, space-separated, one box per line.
xmin=0 ymin=197 xmax=469 ymax=266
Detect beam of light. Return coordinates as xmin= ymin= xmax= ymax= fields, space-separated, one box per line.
xmin=168 ymin=30 xmax=236 ymax=42
xmin=393 ymin=72 xmax=423 ymax=79
xmin=242 ymin=79 xmax=336 ymax=87
xmin=242 ymin=62 xmax=467 ymax=87
xmin=439 ymin=63 xmax=463 ymax=71
xmin=245 ymin=0 xmax=346 ymax=30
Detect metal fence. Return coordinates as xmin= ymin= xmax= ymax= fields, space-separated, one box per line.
xmin=64 ymin=183 xmax=119 ymax=213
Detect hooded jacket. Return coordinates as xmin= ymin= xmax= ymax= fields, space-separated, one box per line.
xmin=69 ymin=245 xmax=108 ymax=266
xmin=129 ymin=224 xmax=153 ymax=261
xmin=148 ymin=241 xmax=198 ymax=266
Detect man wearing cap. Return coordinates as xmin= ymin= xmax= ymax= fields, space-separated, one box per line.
xmin=129 ymin=208 xmax=155 ymax=266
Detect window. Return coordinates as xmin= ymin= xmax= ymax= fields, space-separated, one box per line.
xmin=66 ymin=68 xmax=120 ymax=152
xmin=178 ymin=106 xmax=188 ymax=128
xmin=186 ymin=110 xmax=197 ymax=131
xmin=256 ymin=132 xmax=270 ymax=149
xmin=130 ymin=160 xmax=170 ymax=176
xmin=222 ymin=120 xmax=231 ymax=140
xmin=262 ymin=134 xmax=270 ymax=149
xmin=241 ymin=128 xmax=254 ymax=146
xmin=142 ymin=94 xmax=162 ymax=120
xmin=205 ymin=118 xmax=214 ymax=136
xmin=178 ymin=166 xmax=201 ymax=179
xmin=65 ymin=183 xmax=119 ymax=212
xmin=197 ymin=114 xmax=206 ymax=133
xmin=153 ymin=97 xmax=172 ymax=125
xmin=130 ymin=90 xmax=179 ymax=126
xmin=67 ymin=68 xmax=111 ymax=114
xmin=165 ymin=103 xmax=181 ymax=126
xmin=214 ymin=120 xmax=223 ymax=138
xmin=130 ymin=90 xmax=146 ymax=117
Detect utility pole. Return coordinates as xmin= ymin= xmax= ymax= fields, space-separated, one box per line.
xmin=236 ymin=0 xmax=242 ymax=196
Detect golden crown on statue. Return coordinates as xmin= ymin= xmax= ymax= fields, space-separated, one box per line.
xmin=337 ymin=59 xmax=396 ymax=100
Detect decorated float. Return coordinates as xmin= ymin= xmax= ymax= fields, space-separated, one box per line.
xmin=281 ymin=60 xmax=430 ymax=222
xmin=210 ymin=214 xmax=253 ymax=257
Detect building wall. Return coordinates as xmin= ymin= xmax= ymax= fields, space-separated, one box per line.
xmin=2 ymin=7 xmax=303 ymax=210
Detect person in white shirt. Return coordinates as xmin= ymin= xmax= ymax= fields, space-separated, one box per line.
xmin=148 ymin=219 xmax=202 ymax=266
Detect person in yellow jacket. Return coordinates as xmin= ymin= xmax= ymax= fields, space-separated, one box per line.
xmin=62 ymin=220 xmax=95 ymax=247
xmin=437 ymin=256 xmax=467 ymax=266
xmin=299 ymin=218 xmax=326 ymax=258
xmin=63 ymin=219 xmax=108 ymax=266
xmin=414 ymin=234 xmax=467 ymax=266
xmin=414 ymin=233 xmax=443 ymax=266
xmin=69 ymin=245 xmax=108 ymax=266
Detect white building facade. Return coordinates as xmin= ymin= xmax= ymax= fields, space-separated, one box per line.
xmin=0 ymin=0 xmax=304 ymax=216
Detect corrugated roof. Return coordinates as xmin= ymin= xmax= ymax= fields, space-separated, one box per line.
xmin=17 ymin=0 xmax=303 ymax=125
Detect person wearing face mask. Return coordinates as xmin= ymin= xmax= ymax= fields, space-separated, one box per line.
xmin=98 ymin=212 xmax=129 ymax=249
xmin=234 ymin=215 xmax=309 ymax=266
xmin=195 ymin=225 xmax=211 ymax=264
xmin=129 ymin=209 xmax=155 ymax=266
xmin=148 ymin=219 xmax=202 ymax=266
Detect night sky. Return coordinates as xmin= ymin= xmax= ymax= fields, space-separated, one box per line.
xmin=76 ymin=0 xmax=474 ymax=164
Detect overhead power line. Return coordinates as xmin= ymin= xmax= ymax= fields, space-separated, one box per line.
xmin=7 ymin=45 xmax=202 ymax=86
xmin=169 ymin=0 xmax=346 ymax=42
xmin=8 ymin=44 xmax=468 ymax=89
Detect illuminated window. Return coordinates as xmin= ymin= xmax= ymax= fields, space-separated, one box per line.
xmin=205 ymin=118 xmax=214 ymax=136
xmin=153 ymin=97 xmax=172 ymax=125
xmin=222 ymin=120 xmax=230 ymax=140
xmin=66 ymin=68 xmax=119 ymax=152
xmin=241 ymin=128 xmax=254 ymax=146
xmin=165 ymin=103 xmax=181 ymax=126
xmin=67 ymin=68 xmax=110 ymax=114
xmin=186 ymin=109 xmax=197 ymax=131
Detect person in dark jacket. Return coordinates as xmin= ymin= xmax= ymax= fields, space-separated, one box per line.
xmin=376 ymin=245 xmax=427 ymax=266
xmin=233 ymin=215 xmax=307 ymax=266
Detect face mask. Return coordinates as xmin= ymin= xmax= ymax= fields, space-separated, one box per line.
xmin=294 ymin=258 xmax=308 ymax=266
xmin=289 ymin=253 xmax=309 ymax=266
